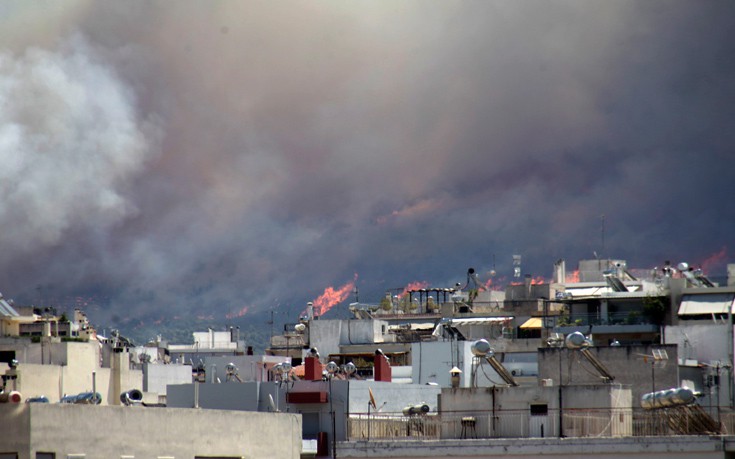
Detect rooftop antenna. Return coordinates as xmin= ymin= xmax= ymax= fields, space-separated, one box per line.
xmin=268 ymin=310 xmax=274 ymax=340
xmin=636 ymin=348 xmax=669 ymax=393
xmin=601 ymin=214 xmax=605 ymax=260
xmin=513 ymin=255 xmax=522 ymax=279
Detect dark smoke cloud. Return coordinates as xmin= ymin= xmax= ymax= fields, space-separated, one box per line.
xmin=0 ymin=1 xmax=733 ymax=331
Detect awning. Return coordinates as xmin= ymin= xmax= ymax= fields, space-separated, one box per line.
xmin=519 ymin=317 xmax=543 ymax=329
xmin=432 ymin=317 xmax=512 ymax=337
xmin=388 ymin=323 xmax=436 ymax=331
xmin=678 ymin=293 xmax=735 ymax=316
xmin=0 ymin=298 xmax=19 ymax=317
xmin=446 ymin=317 xmax=511 ymax=326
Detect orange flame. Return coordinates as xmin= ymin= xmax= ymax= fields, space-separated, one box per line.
xmin=312 ymin=274 xmax=358 ymax=316
xmin=698 ymin=246 xmax=728 ymax=273
xmin=225 ymin=305 xmax=250 ymax=319
xmin=399 ymin=281 xmax=430 ymax=297
xmin=565 ymin=270 xmax=580 ymax=283
xmin=484 ymin=276 xmax=508 ymax=292
xmin=509 ymin=276 xmax=546 ymax=286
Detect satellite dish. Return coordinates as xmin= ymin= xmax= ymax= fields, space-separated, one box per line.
xmin=295 ymin=323 xmax=306 ymax=332
xmin=343 ymin=362 xmax=356 ymax=375
xmin=677 ymin=262 xmax=689 ymax=272
xmin=281 ymin=362 xmax=292 ymax=374
xmin=326 ymin=361 xmax=339 ymax=375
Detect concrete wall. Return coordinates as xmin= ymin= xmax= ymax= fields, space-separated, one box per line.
xmin=348 ymin=380 xmax=442 ymax=415
xmin=166 ymin=378 xmax=442 ymax=450
xmin=310 ymin=319 xmax=345 ymax=360
xmin=665 ymin=323 xmax=735 ymax=410
xmin=538 ymin=345 xmax=678 ymax=404
xmin=143 ymin=363 xmax=192 ymax=394
xmin=665 ymin=324 xmax=730 ymax=362
xmin=337 ymin=436 xmax=735 ymax=458
xmin=310 ymin=319 xmax=389 ymax=361
xmin=437 ymin=384 xmax=632 ymax=439
xmin=411 ymin=341 xmax=473 ymax=387
xmin=7 ymin=343 xmax=143 ymax=405
xmin=411 ymin=341 xmax=535 ymax=387
xmin=0 ymin=403 xmax=302 ymax=459
xmin=168 ymin=381 xmax=261 ymax=411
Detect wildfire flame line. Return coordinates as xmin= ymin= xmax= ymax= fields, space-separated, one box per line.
xmin=399 ymin=281 xmax=430 ymax=297
xmin=509 ymin=275 xmax=546 ymax=286
xmin=225 ymin=305 xmax=250 ymax=319
xmin=311 ymin=274 xmax=358 ymax=316
xmin=698 ymin=246 xmax=728 ymax=273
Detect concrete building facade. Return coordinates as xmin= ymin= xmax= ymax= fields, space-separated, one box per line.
xmin=0 ymin=403 xmax=302 ymax=459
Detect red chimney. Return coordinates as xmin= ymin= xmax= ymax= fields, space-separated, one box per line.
xmin=374 ymin=353 xmax=391 ymax=382
xmin=304 ymin=356 xmax=323 ymax=381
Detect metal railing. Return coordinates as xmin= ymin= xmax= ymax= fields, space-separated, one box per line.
xmin=561 ymin=312 xmax=657 ymax=327
xmin=347 ymin=407 xmax=729 ymax=441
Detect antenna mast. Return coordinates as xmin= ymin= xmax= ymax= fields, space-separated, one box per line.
xmin=601 ymin=214 xmax=606 ymax=259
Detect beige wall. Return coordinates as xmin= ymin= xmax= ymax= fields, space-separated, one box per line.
xmin=10 ymin=342 xmax=143 ymax=404
xmin=0 ymin=404 xmax=302 ymax=459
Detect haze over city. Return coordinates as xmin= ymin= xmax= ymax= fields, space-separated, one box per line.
xmin=0 ymin=2 xmax=733 ymax=338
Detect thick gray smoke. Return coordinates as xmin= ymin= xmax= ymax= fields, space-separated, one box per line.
xmin=0 ymin=1 xmax=733 ymax=333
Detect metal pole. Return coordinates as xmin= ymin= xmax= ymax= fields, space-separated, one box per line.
xmin=330 ymin=376 xmax=336 ymax=458
xmin=651 ymin=362 xmax=655 ymax=393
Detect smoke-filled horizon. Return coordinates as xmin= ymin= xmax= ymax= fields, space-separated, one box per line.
xmin=0 ymin=1 xmax=733 ymax=331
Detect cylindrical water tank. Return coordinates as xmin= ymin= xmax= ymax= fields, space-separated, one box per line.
xmin=641 ymin=387 xmax=696 ymax=410
xmin=402 ymin=404 xmax=430 ymax=416
xmin=671 ymin=387 xmax=695 ymax=405
xmin=471 ymin=339 xmax=492 ymax=357
xmin=565 ymin=331 xmax=586 ymax=349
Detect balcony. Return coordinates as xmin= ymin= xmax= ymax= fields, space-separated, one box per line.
xmin=556 ymin=312 xmax=660 ymax=335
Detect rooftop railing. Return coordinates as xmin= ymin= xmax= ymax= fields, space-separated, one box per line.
xmin=347 ymin=406 xmax=725 ymax=441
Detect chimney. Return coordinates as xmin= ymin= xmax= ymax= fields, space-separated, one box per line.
xmin=728 ymin=264 xmax=735 ymax=287
xmin=553 ymin=259 xmax=566 ymax=284
xmin=304 ymin=356 xmax=322 ymax=381
xmin=374 ymin=352 xmax=392 ymax=382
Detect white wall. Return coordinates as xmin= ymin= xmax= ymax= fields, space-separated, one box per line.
xmin=411 ymin=340 xmax=473 ymax=387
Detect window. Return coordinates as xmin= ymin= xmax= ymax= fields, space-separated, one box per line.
xmin=530 ymin=404 xmax=548 ymax=416
xmin=0 ymin=453 xmax=18 ymax=459
xmin=36 ymin=454 xmax=55 ymax=459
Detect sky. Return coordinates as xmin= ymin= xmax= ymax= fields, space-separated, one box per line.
xmin=0 ymin=1 xmax=733 ymax=334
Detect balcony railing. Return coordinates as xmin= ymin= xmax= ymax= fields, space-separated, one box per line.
xmin=562 ymin=312 xmax=657 ymax=327
xmin=347 ymin=407 xmax=725 ymax=441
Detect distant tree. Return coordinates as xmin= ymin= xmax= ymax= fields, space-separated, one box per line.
xmin=642 ymin=296 xmax=667 ymax=325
